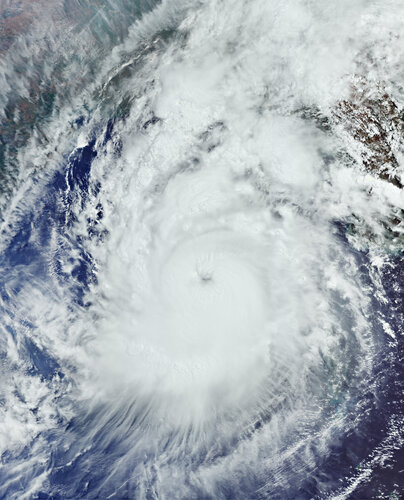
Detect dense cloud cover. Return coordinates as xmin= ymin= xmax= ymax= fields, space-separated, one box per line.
xmin=0 ymin=1 xmax=403 ymax=498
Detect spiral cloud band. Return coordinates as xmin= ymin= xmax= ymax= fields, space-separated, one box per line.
xmin=0 ymin=0 xmax=403 ymax=498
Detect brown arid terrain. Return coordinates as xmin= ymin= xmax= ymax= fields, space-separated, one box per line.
xmin=0 ymin=0 xmax=107 ymax=55
xmin=0 ymin=0 xmax=45 ymax=54
xmin=333 ymin=79 xmax=404 ymax=240
xmin=0 ymin=0 xmax=106 ymax=200
xmin=334 ymin=79 xmax=404 ymax=189
xmin=1 ymin=2 xmax=403 ymax=205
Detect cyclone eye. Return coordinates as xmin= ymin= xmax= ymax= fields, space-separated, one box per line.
xmin=198 ymin=270 xmax=213 ymax=283
xmin=195 ymin=256 xmax=214 ymax=284
xmin=1 ymin=0 xmax=401 ymax=498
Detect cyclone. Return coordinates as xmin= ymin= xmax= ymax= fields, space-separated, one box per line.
xmin=0 ymin=1 xmax=403 ymax=499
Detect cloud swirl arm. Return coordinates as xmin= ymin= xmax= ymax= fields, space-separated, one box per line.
xmin=0 ymin=0 xmax=403 ymax=499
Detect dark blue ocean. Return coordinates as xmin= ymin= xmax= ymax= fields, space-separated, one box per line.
xmin=0 ymin=1 xmax=404 ymax=498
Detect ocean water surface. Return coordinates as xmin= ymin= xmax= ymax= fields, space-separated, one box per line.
xmin=0 ymin=1 xmax=404 ymax=498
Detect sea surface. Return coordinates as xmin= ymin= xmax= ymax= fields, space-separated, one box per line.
xmin=0 ymin=1 xmax=403 ymax=499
